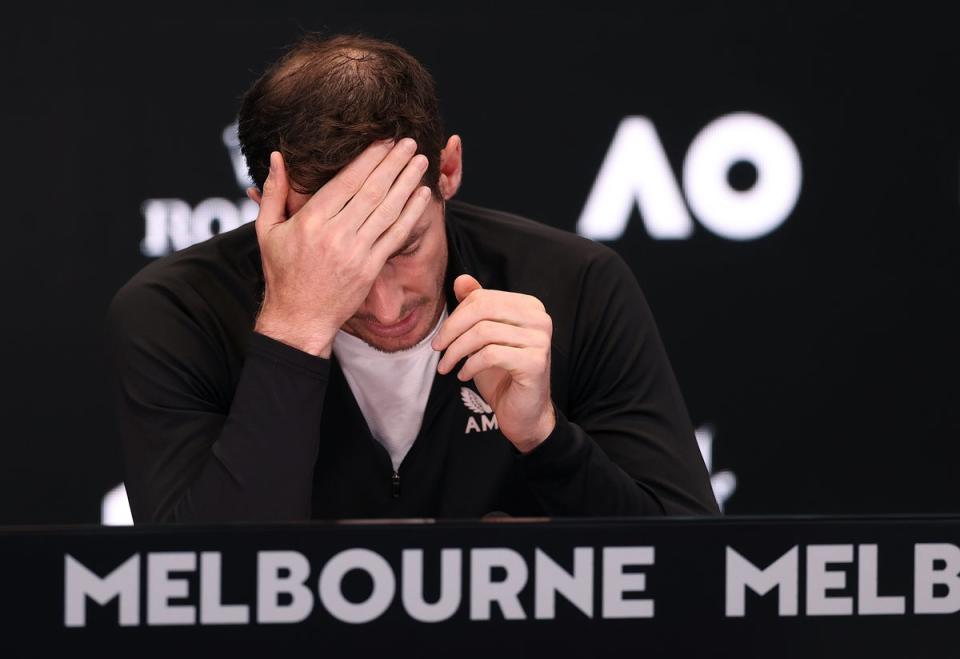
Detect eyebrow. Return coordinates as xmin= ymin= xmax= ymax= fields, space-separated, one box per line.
xmin=389 ymin=222 xmax=429 ymax=258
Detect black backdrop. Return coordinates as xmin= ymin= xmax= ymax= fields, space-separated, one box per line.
xmin=2 ymin=3 xmax=958 ymax=524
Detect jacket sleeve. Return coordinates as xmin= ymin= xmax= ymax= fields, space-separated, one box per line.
xmin=106 ymin=282 xmax=330 ymax=523
xmin=517 ymin=246 xmax=720 ymax=516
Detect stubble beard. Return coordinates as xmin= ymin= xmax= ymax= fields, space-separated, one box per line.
xmin=343 ymin=263 xmax=448 ymax=354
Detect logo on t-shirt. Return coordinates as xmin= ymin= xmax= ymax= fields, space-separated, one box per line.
xmin=460 ymin=387 xmax=498 ymax=434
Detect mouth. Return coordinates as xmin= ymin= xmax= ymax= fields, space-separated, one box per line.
xmin=363 ymin=308 xmax=420 ymax=338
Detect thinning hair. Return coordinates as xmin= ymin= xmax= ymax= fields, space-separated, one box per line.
xmin=238 ymin=33 xmax=445 ymax=197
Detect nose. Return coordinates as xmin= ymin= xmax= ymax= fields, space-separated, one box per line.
xmin=363 ymin=268 xmax=405 ymax=324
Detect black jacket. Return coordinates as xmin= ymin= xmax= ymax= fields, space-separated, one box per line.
xmin=106 ymin=199 xmax=719 ymax=522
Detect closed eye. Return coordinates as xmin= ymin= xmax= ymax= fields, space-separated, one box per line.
xmin=389 ymin=226 xmax=428 ymax=260
xmin=396 ymin=243 xmax=421 ymax=257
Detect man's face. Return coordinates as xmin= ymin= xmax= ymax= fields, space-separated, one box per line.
xmin=340 ymin=196 xmax=448 ymax=352
xmin=285 ymin=191 xmax=449 ymax=353
xmin=271 ymin=134 xmax=462 ymax=353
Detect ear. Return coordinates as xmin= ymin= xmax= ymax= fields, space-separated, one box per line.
xmin=246 ymin=186 xmax=263 ymax=205
xmin=438 ymin=134 xmax=463 ymax=200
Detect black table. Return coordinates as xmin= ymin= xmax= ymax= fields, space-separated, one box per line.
xmin=2 ymin=515 xmax=957 ymax=657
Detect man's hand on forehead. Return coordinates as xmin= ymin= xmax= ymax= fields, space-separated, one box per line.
xmin=251 ymin=138 xmax=432 ymax=357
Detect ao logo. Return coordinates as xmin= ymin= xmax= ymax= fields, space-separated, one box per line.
xmin=577 ymin=112 xmax=802 ymax=241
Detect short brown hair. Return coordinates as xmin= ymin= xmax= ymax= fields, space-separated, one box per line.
xmin=238 ymin=33 xmax=445 ymax=198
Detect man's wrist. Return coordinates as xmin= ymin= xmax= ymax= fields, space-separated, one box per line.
xmin=517 ymin=402 xmax=557 ymax=454
xmin=254 ymin=312 xmax=337 ymax=358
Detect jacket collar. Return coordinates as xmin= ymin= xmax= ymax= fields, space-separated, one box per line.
xmin=442 ymin=199 xmax=499 ymax=307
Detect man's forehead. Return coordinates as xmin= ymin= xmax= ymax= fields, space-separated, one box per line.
xmin=400 ymin=216 xmax=433 ymax=245
xmin=410 ymin=202 xmax=443 ymax=234
xmin=413 ymin=213 xmax=435 ymax=234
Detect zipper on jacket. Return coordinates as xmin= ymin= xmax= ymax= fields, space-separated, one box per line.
xmin=391 ymin=470 xmax=401 ymax=498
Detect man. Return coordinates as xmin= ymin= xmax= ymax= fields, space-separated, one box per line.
xmin=107 ymin=33 xmax=719 ymax=523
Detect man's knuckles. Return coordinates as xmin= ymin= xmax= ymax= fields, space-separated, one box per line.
xmin=333 ymin=171 xmax=365 ymax=199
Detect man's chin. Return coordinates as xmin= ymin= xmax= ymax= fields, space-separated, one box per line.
xmin=362 ymin=335 xmax=424 ymax=353
xmin=349 ymin=309 xmax=436 ymax=354
xmin=354 ymin=325 xmax=432 ymax=353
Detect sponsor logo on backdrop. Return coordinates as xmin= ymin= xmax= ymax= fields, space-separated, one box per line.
xmin=577 ymin=112 xmax=802 ymax=241
xmin=695 ymin=424 xmax=736 ymax=511
xmin=142 ymin=113 xmax=801 ymax=256
xmin=141 ymin=123 xmax=258 ymax=257
xmin=101 ymin=484 xmax=132 ymax=526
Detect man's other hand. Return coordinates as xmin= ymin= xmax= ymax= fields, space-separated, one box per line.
xmin=433 ymin=275 xmax=556 ymax=453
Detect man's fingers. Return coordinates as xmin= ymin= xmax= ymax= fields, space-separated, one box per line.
xmin=433 ymin=290 xmax=549 ymax=350
xmin=454 ymin=274 xmax=482 ymax=303
xmin=356 ymin=152 xmax=429 ymax=243
xmin=255 ymin=151 xmax=289 ymax=235
xmin=338 ymin=138 xmax=421 ymax=230
xmin=370 ymin=185 xmax=433 ymax=264
xmin=457 ymin=344 xmax=531 ymax=382
xmin=299 ymin=139 xmax=396 ymax=220
xmin=437 ymin=321 xmax=545 ymax=375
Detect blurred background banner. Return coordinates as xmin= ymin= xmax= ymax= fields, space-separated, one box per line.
xmin=2 ymin=3 xmax=957 ymax=524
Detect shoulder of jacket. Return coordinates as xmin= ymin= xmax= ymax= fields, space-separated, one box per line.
xmin=109 ymin=221 xmax=259 ymax=317
xmin=446 ymin=199 xmax=618 ymax=267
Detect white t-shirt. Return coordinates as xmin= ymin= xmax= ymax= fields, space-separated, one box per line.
xmin=332 ymin=308 xmax=447 ymax=472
